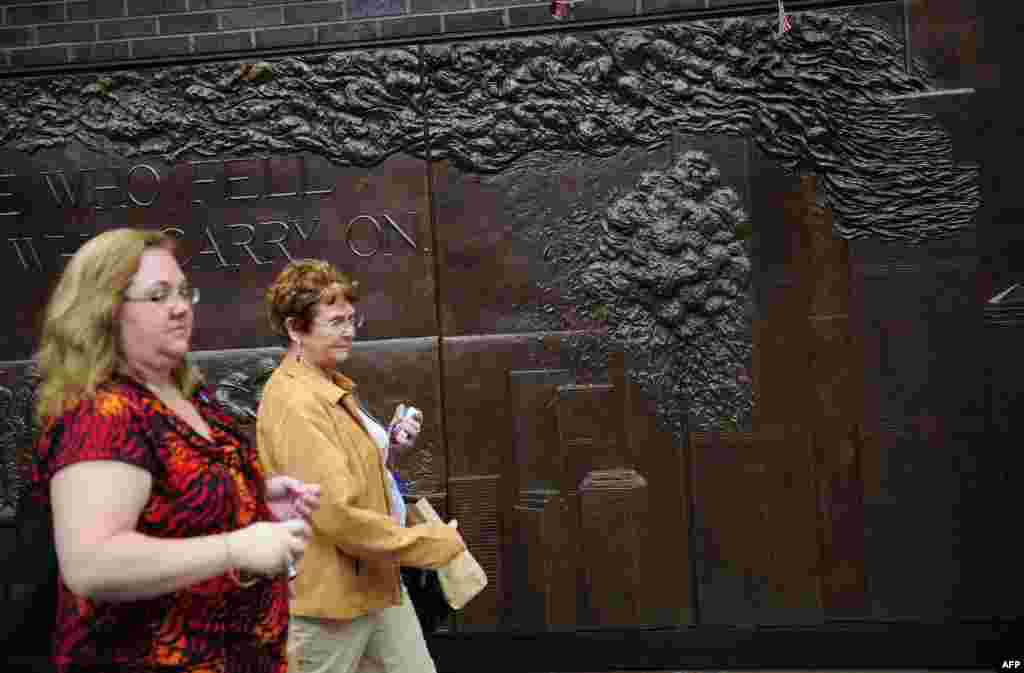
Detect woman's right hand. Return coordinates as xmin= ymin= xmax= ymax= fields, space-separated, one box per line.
xmin=225 ymin=519 xmax=310 ymax=577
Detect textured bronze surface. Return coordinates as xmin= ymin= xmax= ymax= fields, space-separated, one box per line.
xmin=0 ymin=12 xmax=977 ymax=247
xmin=556 ymin=384 xmax=630 ymax=493
xmin=690 ymin=430 xmax=824 ymax=625
xmin=504 ymin=366 xmax=577 ymax=628
xmin=511 ymin=488 xmax=577 ymax=630
xmin=442 ymin=333 xmax=577 ymax=480
xmin=578 ymin=469 xmax=650 ymax=627
xmin=506 ymin=368 xmax=575 ymax=506
xmin=420 ymin=13 xmax=977 ymax=241
xmin=0 ymin=360 xmax=36 ymax=513
xmin=435 ymin=138 xmax=754 ymax=435
xmin=748 ymin=175 xmax=870 ymax=616
xmin=442 ymin=334 xmax=688 ymax=628
xmin=618 ymin=360 xmax=693 ymax=626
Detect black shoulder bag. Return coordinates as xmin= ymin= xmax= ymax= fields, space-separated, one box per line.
xmin=400 ymin=566 xmax=452 ymax=635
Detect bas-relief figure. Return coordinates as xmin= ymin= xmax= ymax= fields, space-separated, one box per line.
xmin=0 ymin=10 xmax=979 ymax=628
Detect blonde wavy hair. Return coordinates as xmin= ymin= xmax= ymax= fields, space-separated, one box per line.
xmin=35 ymin=228 xmax=203 ymax=420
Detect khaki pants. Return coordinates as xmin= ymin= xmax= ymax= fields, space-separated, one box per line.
xmin=287 ymin=587 xmax=436 ymax=673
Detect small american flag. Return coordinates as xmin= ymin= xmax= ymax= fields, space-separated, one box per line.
xmin=777 ymin=0 xmax=793 ymax=35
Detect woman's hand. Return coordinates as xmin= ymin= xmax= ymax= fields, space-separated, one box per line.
xmin=266 ymin=475 xmax=321 ymax=523
xmin=388 ymin=404 xmax=423 ymax=451
xmin=226 ymin=519 xmax=310 ymax=578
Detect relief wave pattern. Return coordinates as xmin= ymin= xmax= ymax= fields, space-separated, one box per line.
xmin=0 ymin=11 xmax=979 ymax=242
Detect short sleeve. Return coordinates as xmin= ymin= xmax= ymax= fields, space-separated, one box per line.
xmin=42 ymin=388 xmax=159 ymax=481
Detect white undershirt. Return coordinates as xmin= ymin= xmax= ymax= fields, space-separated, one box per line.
xmin=355 ymin=405 xmax=390 ymax=458
xmin=354 ymin=405 xmax=407 ymax=526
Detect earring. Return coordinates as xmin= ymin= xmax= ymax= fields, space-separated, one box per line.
xmin=296 ymin=340 xmax=303 ymax=363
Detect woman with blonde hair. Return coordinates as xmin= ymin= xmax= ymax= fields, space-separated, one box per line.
xmin=257 ymin=259 xmax=465 ymax=673
xmin=29 ymin=227 xmax=320 ymax=673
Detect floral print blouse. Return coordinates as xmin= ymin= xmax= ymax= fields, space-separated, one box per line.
xmin=30 ymin=375 xmax=289 ymax=673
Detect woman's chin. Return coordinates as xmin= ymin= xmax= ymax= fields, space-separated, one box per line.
xmin=160 ymin=339 xmax=192 ymax=362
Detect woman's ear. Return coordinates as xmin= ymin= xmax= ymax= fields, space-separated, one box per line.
xmin=284 ymin=316 xmax=302 ymax=344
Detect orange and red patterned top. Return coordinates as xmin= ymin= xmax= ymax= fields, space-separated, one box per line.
xmin=30 ymin=375 xmax=289 ymax=673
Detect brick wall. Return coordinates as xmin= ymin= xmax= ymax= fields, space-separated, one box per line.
xmin=0 ymin=0 xmax=860 ymax=72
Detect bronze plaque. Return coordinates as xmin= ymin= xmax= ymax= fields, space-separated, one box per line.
xmin=0 ymin=146 xmax=434 ymax=359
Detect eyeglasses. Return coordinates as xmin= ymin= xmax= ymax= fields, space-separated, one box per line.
xmin=314 ymin=311 xmax=365 ymax=334
xmin=123 ymin=284 xmax=200 ymax=306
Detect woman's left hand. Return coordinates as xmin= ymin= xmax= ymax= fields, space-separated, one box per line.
xmin=266 ymin=476 xmax=322 ymax=523
xmin=389 ymin=404 xmax=422 ymax=450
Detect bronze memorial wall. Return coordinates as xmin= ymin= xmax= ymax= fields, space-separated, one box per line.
xmin=1 ymin=2 xmax=1015 ymax=660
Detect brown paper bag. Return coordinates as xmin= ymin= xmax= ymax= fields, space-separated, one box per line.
xmin=410 ymin=498 xmax=488 ymax=610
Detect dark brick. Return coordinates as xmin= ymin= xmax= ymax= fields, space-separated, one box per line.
xmin=220 ymin=6 xmax=282 ymax=29
xmin=706 ymin=0 xmax=775 ymax=6
xmin=69 ymin=0 xmax=125 ymax=21
xmin=38 ymin=22 xmax=96 ymax=44
xmin=9 ymin=45 xmax=66 ymax=66
xmin=507 ymin=5 xmax=556 ymax=27
xmin=284 ymin=2 xmax=340 ymax=25
xmin=69 ymin=40 xmax=131 ymax=61
xmin=318 ymin=19 xmax=375 ymax=43
xmin=475 ymin=0 xmax=533 ymax=6
xmin=642 ymin=0 xmax=703 ymax=13
xmin=410 ymin=0 xmax=467 ymax=12
xmin=0 ymin=27 xmax=32 ymax=47
xmin=379 ymin=13 xmax=440 ymax=39
xmin=99 ymin=17 xmax=156 ymax=39
xmin=195 ymin=29 xmax=251 ymax=51
xmin=159 ymin=11 xmax=217 ymax=34
xmin=190 ymin=0 xmax=249 ymax=9
xmin=7 ymin=4 xmax=65 ymax=25
xmin=255 ymin=24 xmax=314 ymax=47
xmin=349 ymin=0 xmax=402 ymax=19
xmin=571 ymin=0 xmax=636 ymax=20
xmin=126 ymin=0 xmax=188 ymax=15
xmin=92 ymin=40 xmax=132 ymax=59
xmin=444 ymin=9 xmax=503 ymax=33
xmin=132 ymin=34 xmax=190 ymax=56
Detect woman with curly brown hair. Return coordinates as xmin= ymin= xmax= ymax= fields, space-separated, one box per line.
xmin=257 ymin=259 xmax=465 ymax=673
xmin=30 ymin=228 xmax=320 ymax=673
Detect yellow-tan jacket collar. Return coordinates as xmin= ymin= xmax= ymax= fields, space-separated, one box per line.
xmin=278 ymin=354 xmax=357 ymax=405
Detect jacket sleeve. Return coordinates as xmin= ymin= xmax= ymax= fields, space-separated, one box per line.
xmin=260 ymin=395 xmax=465 ymax=569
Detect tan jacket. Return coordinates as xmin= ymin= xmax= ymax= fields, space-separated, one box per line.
xmin=256 ymin=355 xmax=465 ymax=621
